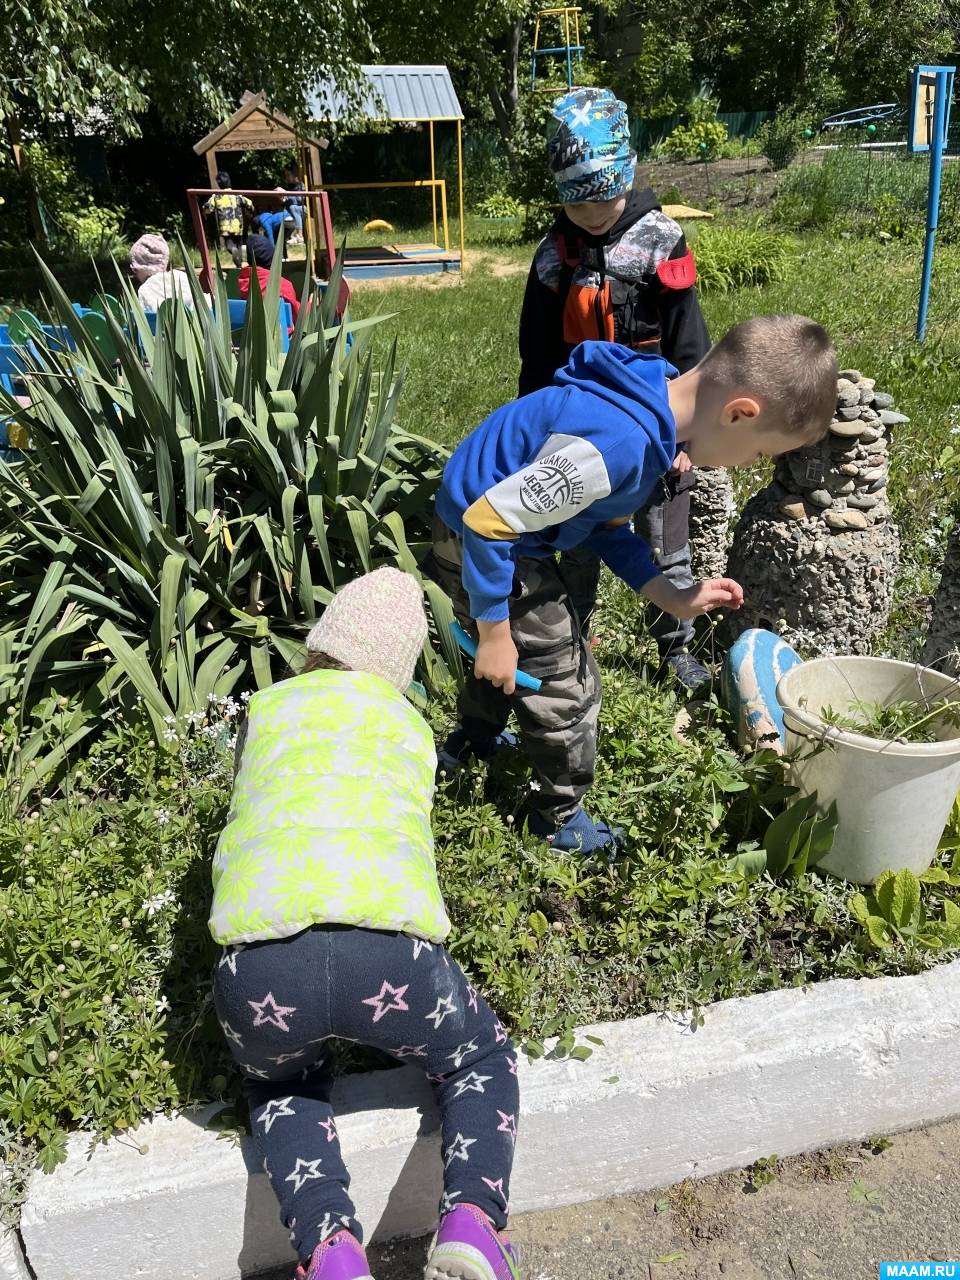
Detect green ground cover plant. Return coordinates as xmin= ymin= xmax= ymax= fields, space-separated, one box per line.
xmin=4 ymin=584 xmax=960 ymax=1190
xmin=691 ymin=225 xmax=795 ymax=293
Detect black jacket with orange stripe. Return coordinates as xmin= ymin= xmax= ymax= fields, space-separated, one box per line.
xmin=518 ymin=187 xmax=711 ymax=397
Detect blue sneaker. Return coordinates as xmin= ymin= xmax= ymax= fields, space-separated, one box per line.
xmin=529 ymin=807 xmax=623 ymax=854
xmin=438 ymin=726 xmax=519 ymax=773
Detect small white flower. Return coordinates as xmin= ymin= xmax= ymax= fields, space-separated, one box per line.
xmin=155 ymin=995 xmax=171 ymax=1014
xmin=529 ymin=780 xmax=542 ymax=791
xmin=163 ymin=729 xmax=178 ymax=743
xmin=143 ymin=890 xmax=177 ymax=917
xmin=153 ymin=807 xmax=171 ymax=826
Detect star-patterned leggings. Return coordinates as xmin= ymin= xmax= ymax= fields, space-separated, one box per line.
xmin=213 ymin=924 xmax=519 ymax=1263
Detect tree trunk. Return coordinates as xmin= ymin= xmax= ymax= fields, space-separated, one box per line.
xmin=481 ymin=15 xmax=525 ymax=146
xmin=4 ymin=108 xmax=46 ymax=246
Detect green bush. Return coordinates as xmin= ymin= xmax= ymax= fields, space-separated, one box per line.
xmin=13 ymin=143 xmax=127 ymax=260
xmin=719 ymin=137 xmax=763 ymax=161
xmin=57 ymin=205 xmax=127 ymax=259
xmin=0 ymin=254 xmax=458 ymax=788
xmin=475 ymin=193 xmax=524 ymax=220
xmin=693 ymin=224 xmax=795 ymax=291
xmin=663 ymin=120 xmax=728 ymax=163
xmin=504 ymin=94 xmax=557 ymax=208
xmin=755 ymin=109 xmax=816 ymax=170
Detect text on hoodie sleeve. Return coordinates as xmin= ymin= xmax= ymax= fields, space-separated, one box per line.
xmin=463 ymin=433 xmax=614 ymax=539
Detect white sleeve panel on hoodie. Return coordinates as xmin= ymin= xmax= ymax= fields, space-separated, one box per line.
xmin=481 ymin=433 xmax=613 ymax=534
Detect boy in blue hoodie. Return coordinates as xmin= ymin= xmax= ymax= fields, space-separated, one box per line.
xmin=430 ymin=314 xmax=837 ymax=853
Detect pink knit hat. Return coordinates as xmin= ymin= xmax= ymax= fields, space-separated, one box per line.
xmin=129 ymin=233 xmax=170 ymax=277
xmin=306 ymin=568 xmax=428 ymax=692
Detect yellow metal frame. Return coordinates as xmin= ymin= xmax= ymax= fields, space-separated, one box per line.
xmin=317 ymin=179 xmax=453 ymax=253
xmin=532 ymin=6 xmax=583 ymax=93
xmin=308 ymin=99 xmax=468 ymax=274
xmin=456 ymin=119 xmax=466 ymax=272
xmin=429 ymin=122 xmax=438 ymax=246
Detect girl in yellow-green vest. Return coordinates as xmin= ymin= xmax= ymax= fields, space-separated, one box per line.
xmin=211 ymin=568 xmax=521 ymax=1280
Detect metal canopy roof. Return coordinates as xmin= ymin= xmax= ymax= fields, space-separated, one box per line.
xmin=307 ymin=65 xmax=464 ymax=123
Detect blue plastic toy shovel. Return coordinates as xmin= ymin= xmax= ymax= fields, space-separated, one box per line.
xmin=449 ymin=621 xmax=542 ymax=691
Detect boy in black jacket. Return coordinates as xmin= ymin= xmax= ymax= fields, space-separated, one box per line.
xmin=518 ymin=87 xmax=712 ymax=689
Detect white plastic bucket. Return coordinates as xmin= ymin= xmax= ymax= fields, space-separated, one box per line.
xmin=776 ymin=656 xmax=960 ymax=884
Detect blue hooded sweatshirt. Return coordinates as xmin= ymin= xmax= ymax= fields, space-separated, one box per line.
xmin=436 ymin=341 xmax=676 ymax=622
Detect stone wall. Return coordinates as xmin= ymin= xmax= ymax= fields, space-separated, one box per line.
xmin=689 ymin=466 xmax=735 ymax=581
xmin=923 ymin=529 xmax=960 ymax=674
xmin=724 ymin=371 xmax=904 ymax=654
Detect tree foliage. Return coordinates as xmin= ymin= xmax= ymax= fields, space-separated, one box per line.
xmin=604 ymin=0 xmax=958 ymax=117
xmin=368 ymin=0 xmax=622 ymax=141
xmin=1 ymin=0 xmax=370 ymax=137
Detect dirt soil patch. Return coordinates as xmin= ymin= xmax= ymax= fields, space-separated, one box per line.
xmin=336 ymin=1119 xmax=958 ymax=1280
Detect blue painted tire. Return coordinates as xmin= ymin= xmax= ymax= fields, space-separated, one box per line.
xmin=722 ymin=628 xmax=803 ymax=751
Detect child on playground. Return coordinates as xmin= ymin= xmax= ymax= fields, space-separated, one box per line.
xmin=237 ymin=234 xmax=301 ymax=322
xmin=203 ymin=171 xmax=254 ymax=267
xmin=211 ymin=568 xmax=520 ymax=1280
xmin=519 ymin=87 xmax=713 ymax=691
xmin=128 ymin=234 xmax=197 ymax=311
xmin=431 ymin=315 xmax=838 ymax=854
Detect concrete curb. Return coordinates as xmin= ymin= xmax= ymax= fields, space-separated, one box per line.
xmin=19 ymin=958 xmax=960 ymax=1280
xmin=0 ymin=1229 xmax=31 ymax=1280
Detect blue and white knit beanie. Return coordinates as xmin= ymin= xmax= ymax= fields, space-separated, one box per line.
xmin=547 ymin=87 xmax=636 ymax=203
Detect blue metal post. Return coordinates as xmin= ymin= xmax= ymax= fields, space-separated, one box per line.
xmin=917 ymin=70 xmax=951 ymax=342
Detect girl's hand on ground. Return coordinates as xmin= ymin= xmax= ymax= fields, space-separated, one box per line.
xmin=475 ymin=623 xmax=519 ymax=694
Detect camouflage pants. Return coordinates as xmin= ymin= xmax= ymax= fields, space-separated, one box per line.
xmin=562 ymin=474 xmax=696 ymax=656
xmin=428 ymin=515 xmax=601 ymax=826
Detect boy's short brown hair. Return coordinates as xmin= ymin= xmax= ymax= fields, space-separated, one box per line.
xmin=698 ymin=314 xmax=837 ymax=438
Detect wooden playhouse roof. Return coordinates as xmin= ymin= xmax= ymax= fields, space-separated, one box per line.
xmin=193 ymin=91 xmax=327 ymax=155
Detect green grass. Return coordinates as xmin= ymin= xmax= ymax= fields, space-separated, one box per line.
xmin=349 ymin=244 xmax=532 ymax=447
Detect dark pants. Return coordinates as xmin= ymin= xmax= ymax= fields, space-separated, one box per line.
xmin=429 ymin=514 xmax=602 ymax=826
xmin=214 ymin=925 xmax=519 ymax=1261
xmin=564 ymin=475 xmax=696 ymax=657
xmin=222 ymin=234 xmax=243 ymax=268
